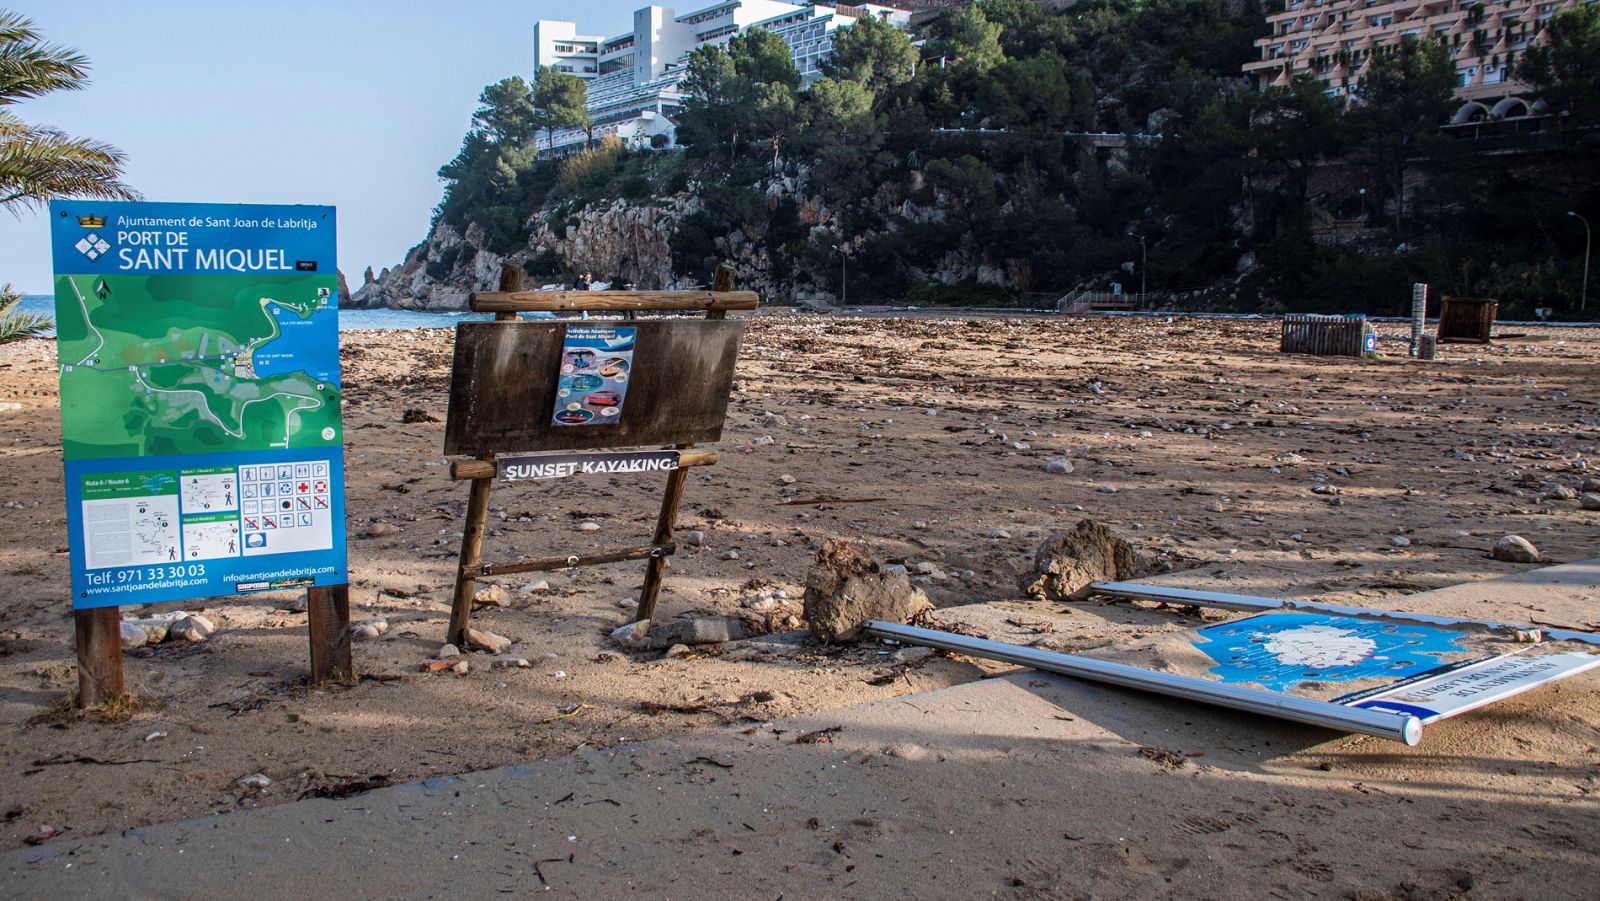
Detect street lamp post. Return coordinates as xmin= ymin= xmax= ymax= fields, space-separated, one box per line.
xmin=1569 ymin=211 xmax=1591 ymax=313
xmin=1127 ymin=231 xmax=1147 ymax=308
xmin=832 ymin=243 xmax=847 ymax=305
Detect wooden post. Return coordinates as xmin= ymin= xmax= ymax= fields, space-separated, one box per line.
xmin=448 ymin=459 xmax=494 ymax=646
xmin=74 ymin=607 xmax=124 ymax=707
xmin=495 ymin=265 xmax=522 ymax=321
xmin=307 ymin=584 xmax=353 ymax=683
xmin=637 ymin=443 xmax=693 ymax=622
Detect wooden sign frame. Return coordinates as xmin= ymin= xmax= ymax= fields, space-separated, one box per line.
xmin=442 ymin=266 xmax=755 ymax=646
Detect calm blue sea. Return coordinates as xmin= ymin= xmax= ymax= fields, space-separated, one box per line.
xmin=12 ymin=294 xmax=523 ymax=333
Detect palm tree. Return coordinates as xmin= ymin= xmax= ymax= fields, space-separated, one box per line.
xmin=1 ymin=10 xmax=138 ymax=208
xmin=1 ymin=9 xmax=139 ymax=342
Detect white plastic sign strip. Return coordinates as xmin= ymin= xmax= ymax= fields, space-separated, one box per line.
xmin=1340 ymin=651 xmax=1600 ymax=724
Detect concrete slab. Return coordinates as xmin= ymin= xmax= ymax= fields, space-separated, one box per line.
xmin=7 ymin=563 xmax=1600 ymax=899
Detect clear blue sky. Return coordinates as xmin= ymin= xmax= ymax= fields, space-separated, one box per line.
xmin=0 ymin=0 xmax=644 ymax=293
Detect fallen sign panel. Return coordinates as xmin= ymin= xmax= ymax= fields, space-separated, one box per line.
xmin=1338 ymin=651 xmax=1600 ymax=724
xmin=863 ymin=620 xmax=1425 ymax=745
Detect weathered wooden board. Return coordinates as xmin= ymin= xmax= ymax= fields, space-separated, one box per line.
xmin=471 ymin=290 xmax=759 ymax=313
xmin=444 ymin=320 xmax=744 ymax=455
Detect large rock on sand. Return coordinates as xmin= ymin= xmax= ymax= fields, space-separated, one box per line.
xmin=803 ymin=540 xmax=933 ymax=643
xmin=1020 ymin=519 xmax=1145 ymax=601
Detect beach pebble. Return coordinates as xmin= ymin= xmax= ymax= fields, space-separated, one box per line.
xmin=119 ymin=621 xmax=151 ymax=650
xmin=519 ymin=580 xmax=551 ymax=594
xmin=1390 ymin=536 xmax=1411 ymax=548
xmin=752 ymin=435 xmax=775 ymax=446
xmin=451 ymin=660 xmax=470 ymax=675
xmin=493 ymin=658 xmax=531 ymax=669
xmin=462 ymin=628 xmax=512 ymax=654
xmin=617 ymin=597 xmax=638 ymax=609
xmin=168 ymin=615 xmax=214 ymax=643
xmin=684 ymin=530 xmax=705 ymax=547
xmin=362 ymin=522 xmax=399 ymax=538
xmin=664 ymin=644 xmax=694 ymax=658
xmin=238 ymin=773 xmax=271 ymax=791
xmin=575 ymin=521 xmax=601 ymax=532
xmin=1097 ymin=485 xmax=1119 ymax=494
xmin=610 ymin=620 xmax=650 ymax=648
xmin=351 ymin=624 xmax=381 ymax=641
xmin=989 ymin=529 xmax=1011 ymax=540
xmin=1044 ymin=458 xmax=1074 ymax=474
xmin=721 ymin=550 xmax=740 ymax=560
xmin=436 ymin=643 xmax=461 ymax=659
xmin=1583 ymin=477 xmax=1600 ymax=493
xmin=778 ymin=474 xmax=796 ymax=485
xmin=1492 ymin=535 xmax=1541 ymax=563
xmin=356 ymin=617 xmax=388 ymax=635
xmin=1543 ymin=484 xmax=1577 ymax=500
xmin=760 ymin=412 xmax=788 ymax=427
xmin=1580 ymin=493 xmax=1600 ymax=511
xmin=473 ymin=584 xmax=510 ymax=607
xmin=894 ymin=646 xmax=935 ymax=664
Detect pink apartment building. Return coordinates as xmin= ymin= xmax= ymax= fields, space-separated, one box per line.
xmin=1243 ymin=0 xmax=1592 ymax=120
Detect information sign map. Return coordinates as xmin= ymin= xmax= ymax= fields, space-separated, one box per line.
xmin=50 ymin=200 xmax=347 ymax=608
xmin=1191 ymin=612 xmax=1470 ymax=693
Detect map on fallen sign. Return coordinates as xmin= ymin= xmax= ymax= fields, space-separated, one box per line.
xmin=1191 ymin=612 xmax=1469 ymax=693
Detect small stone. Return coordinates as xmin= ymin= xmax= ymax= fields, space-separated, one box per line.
xmin=575 ymin=521 xmax=601 ymax=532
xmin=238 ymin=773 xmax=271 ymax=790
xmin=760 ymin=412 xmax=788 ymax=427
xmin=778 ymin=474 xmax=796 ymax=485
xmin=168 ymin=614 xmax=214 ymax=643
xmin=1582 ymin=493 xmax=1600 ymax=511
xmin=144 ymin=731 xmax=166 ymax=742
xmin=989 ymin=529 xmax=1011 ymax=540
xmin=351 ymin=624 xmax=381 ymax=641
xmin=913 ymin=561 xmax=940 ymax=576
xmin=1492 ymin=535 xmax=1541 ymax=563
xmin=617 ymin=597 xmax=639 ymax=609
xmin=1543 ymin=484 xmax=1578 ymax=500
xmin=911 ymin=520 xmax=929 ymax=530
xmin=1044 ymin=458 xmax=1074 ymax=474
xmin=1097 ymin=485 xmax=1119 ymax=494
xmin=473 ymin=584 xmax=510 ymax=607
xmin=362 ymin=522 xmax=399 ymax=538
xmin=1582 ymin=477 xmax=1600 ymax=493
xmin=356 ymin=617 xmax=388 ymax=635
xmin=462 ymin=628 xmax=512 ymax=654
xmin=119 ymin=621 xmax=151 ymax=650
xmin=721 ymin=550 xmax=740 ymax=560
xmin=520 ymin=580 xmax=551 ymax=594
xmin=882 ymin=563 xmax=909 ymax=575
xmin=610 ymin=620 xmax=650 ymax=648
xmin=436 ymin=643 xmax=461 ymax=659
xmin=684 ymin=530 xmax=706 ymax=547
xmin=752 ymin=435 xmax=775 ymax=446
xmin=1390 ymin=536 xmax=1411 ymax=548
xmin=893 ymin=646 xmax=935 ymax=664
xmin=493 ymin=658 xmax=531 ymax=669
xmin=664 ymin=643 xmax=694 ymax=658
xmin=451 ymin=660 xmax=470 ymax=675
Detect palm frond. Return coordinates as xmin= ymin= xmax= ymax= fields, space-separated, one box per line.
xmin=0 ymin=111 xmax=140 ymax=209
xmin=0 ymin=11 xmax=90 ymax=105
xmin=0 ymin=281 xmax=49 ymax=343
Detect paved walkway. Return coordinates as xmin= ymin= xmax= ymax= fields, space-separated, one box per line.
xmin=7 ymin=562 xmax=1599 ymax=899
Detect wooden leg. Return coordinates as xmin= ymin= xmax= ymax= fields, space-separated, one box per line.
xmin=448 ymin=474 xmax=494 ymax=645
xmin=307 ymin=584 xmax=353 ymax=683
xmin=74 ymin=607 xmax=124 ymax=708
xmin=637 ymin=447 xmax=693 ymax=622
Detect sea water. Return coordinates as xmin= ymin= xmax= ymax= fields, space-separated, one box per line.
xmin=12 ymin=295 xmax=550 ymax=334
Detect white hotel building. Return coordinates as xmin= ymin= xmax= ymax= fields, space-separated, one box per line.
xmin=533 ymin=1 xmax=911 ymax=155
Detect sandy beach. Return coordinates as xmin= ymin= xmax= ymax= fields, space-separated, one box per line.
xmin=2 ymin=313 xmax=1598 ymax=878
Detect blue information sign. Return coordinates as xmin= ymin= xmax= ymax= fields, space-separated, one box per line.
xmin=49 ymin=200 xmax=347 ymax=608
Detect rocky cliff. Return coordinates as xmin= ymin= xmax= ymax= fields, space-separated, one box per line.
xmin=350 ymin=168 xmax=1040 ymax=311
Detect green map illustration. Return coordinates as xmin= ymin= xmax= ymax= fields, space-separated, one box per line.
xmin=53 ymin=273 xmax=343 ymax=460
